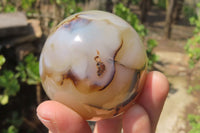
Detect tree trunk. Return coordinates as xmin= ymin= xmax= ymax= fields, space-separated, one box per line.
xmin=127 ymin=0 xmax=132 ymax=7
xmin=164 ymin=0 xmax=176 ymax=39
xmin=172 ymin=0 xmax=184 ymax=24
xmin=140 ymin=0 xmax=152 ymax=23
xmin=106 ymin=0 xmax=113 ymax=13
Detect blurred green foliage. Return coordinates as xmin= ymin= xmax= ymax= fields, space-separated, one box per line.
xmin=187 ymin=85 xmax=200 ymax=93
xmin=186 ymin=3 xmax=200 ymax=133
xmin=16 ymin=54 xmax=40 ymax=85
xmin=21 ymin=0 xmax=36 ymax=10
xmin=156 ymin=0 xmax=166 ymax=9
xmin=185 ymin=34 xmax=200 ymax=68
xmin=0 ymin=0 xmax=81 ymax=20
xmin=114 ymin=3 xmax=147 ymax=38
xmin=188 ymin=114 xmax=200 ymax=133
xmin=131 ymin=0 xmax=141 ymax=5
xmin=2 ymin=125 xmax=18 ymax=133
xmin=146 ymin=39 xmax=159 ymax=69
xmin=184 ymin=3 xmax=200 ymax=68
xmin=0 ymin=53 xmax=40 ymax=106
xmin=54 ymin=0 xmax=82 ymax=18
xmin=189 ymin=3 xmax=200 ymax=34
xmin=183 ymin=5 xmax=197 ymax=20
xmin=0 ymin=54 xmax=39 ymax=132
xmin=0 ymin=70 xmax=20 ymax=105
xmin=0 ymin=55 xmax=19 ymax=105
xmin=1 ymin=111 xmax=23 ymax=133
xmin=0 ymin=1 xmax=16 ymax=13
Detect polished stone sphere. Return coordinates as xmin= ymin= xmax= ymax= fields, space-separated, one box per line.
xmin=39 ymin=10 xmax=147 ymax=121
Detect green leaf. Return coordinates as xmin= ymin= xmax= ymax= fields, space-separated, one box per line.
xmin=0 ymin=70 xmax=20 ymax=96
xmin=147 ymin=39 xmax=158 ymax=49
xmin=21 ymin=0 xmax=36 ymax=10
xmin=0 ymin=94 xmax=9 ymax=105
xmin=146 ymin=39 xmax=159 ymax=69
xmin=113 ymin=3 xmax=147 ymax=38
xmin=16 ymin=63 xmax=26 ymax=82
xmin=4 ymin=4 xmax=16 ymax=12
xmin=188 ymin=114 xmax=200 ymax=133
xmin=0 ymin=55 xmax=6 ymax=69
xmin=16 ymin=54 xmax=40 ymax=85
xmin=185 ymin=8 xmax=200 ymax=68
xmin=7 ymin=125 xmax=18 ymax=133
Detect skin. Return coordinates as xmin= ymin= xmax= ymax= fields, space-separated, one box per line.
xmin=37 ymin=71 xmax=169 ymax=133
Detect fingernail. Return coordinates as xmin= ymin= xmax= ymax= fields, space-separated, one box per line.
xmin=37 ymin=113 xmax=58 ymax=133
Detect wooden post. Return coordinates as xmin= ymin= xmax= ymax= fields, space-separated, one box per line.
xmin=127 ymin=0 xmax=132 ymax=7
xmin=106 ymin=0 xmax=113 ymax=12
xmin=164 ymin=0 xmax=175 ymax=39
xmin=173 ymin=0 xmax=184 ymax=24
xmin=140 ymin=0 xmax=152 ymax=23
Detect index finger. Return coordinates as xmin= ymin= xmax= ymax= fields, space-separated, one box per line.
xmin=137 ymin=71 xmax=169 ymax=131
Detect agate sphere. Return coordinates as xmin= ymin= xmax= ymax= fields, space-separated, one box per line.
xmin=39 ymin=10 xmax=147 ymax=121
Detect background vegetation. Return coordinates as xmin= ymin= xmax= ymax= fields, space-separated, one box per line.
xmin=0 ymin=0 xmax=199 ymax=132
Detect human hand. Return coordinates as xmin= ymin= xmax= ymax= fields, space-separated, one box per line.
xmin=37 ymin=71 xmax=169 ymax=133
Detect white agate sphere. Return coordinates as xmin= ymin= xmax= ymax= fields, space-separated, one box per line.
xmin=39 ymin=10 xmax=147 ymax=121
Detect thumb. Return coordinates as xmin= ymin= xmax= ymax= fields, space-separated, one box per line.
xmin=37 ymin=100 xmax=91 ymax=133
